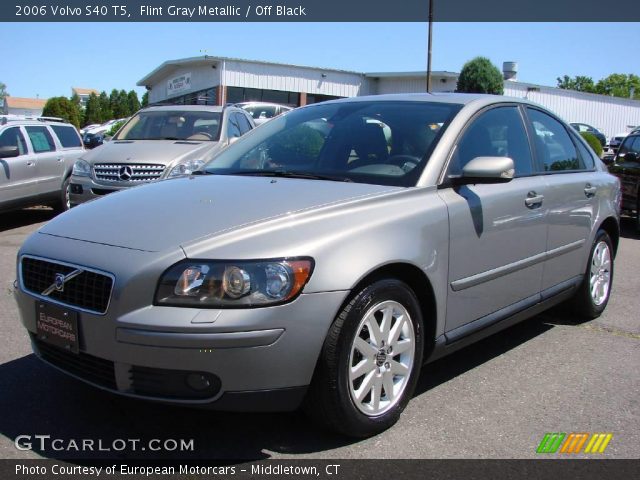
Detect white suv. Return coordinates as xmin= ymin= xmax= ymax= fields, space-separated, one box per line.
xmin=0 ymin=117 xmax=84 ymax=213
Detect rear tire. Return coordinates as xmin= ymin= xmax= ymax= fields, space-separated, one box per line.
xmin=304 ymin=279 xmax=424 ymax=438
xmin=53 ymin=176 xmax=71 ymax=213
xmin=570 ymin=229 xmax=614 ymax=319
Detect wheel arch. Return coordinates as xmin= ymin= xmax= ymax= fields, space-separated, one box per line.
xmin=347 ymin=262 xmax=438 ymax=362
xmin=598 ymin=216 xmax=620 ymax=256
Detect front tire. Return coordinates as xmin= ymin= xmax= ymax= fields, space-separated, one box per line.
xmin=570 ymin=229 xmax=614 ymax=319
xmin=304 ymin=279 xmax=424 ymax=437
xmin=53 ymin=176 xmax=71 ymax=213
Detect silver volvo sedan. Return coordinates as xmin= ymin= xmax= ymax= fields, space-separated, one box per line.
xmin=15 ymin=94 xmax=620 ymax=437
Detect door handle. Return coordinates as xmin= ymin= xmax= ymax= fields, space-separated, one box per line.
xmin=26 ymin=161 xmax=35 ymax=167
xmin=56 ymin=157 xmax=63 ymax=162
xmin=525 ymin=191 xmax=544 ymax=208
xmin=584 ymin=183 xmax=597 ymax=197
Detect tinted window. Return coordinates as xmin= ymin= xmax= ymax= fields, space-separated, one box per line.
xmin=204 ymin=101 xmax=461 ymax=187
xmin=234 ymin=113 xmax=251 ymax=135
xmin=0 ymin=127 xmax=28 ymax=155
xmin=618 ymin=136 xmax=640 ymax=160
xmin=450 ymin=106 xmax=533 ymax=177
xmin=573 ymin=134 xmax=596 ymax=169
xmin=25 ymin=126 xmax=56 ymax=153
xmin=115 ymin=110 xmax=221 ymax=141
xmin=527 ymin=108 xmax=583 ymax=172
xmin=50 ymin=124 xmax=82 ymax=148
xmin=227 ymin=115 xmax=241 ymax=138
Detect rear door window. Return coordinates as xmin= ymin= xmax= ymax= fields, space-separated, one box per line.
xmin=527 ymin=108 xmax=584 ymax=172
xmin=25 ymin=126 xmax=56 ymax=153
xmin=50 ymin=124 xmax=82 ymax=148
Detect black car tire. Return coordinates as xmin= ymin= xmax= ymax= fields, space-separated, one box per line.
xmin=53 ymin=176 xmax=72 ymax=213
xmin=304 ymin=279 xmax=424 ymax=438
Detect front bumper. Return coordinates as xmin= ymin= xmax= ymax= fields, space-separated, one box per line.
xmin=15 ymin=245 xmax=349 ymax=411
xmin=69 ymin=175 xmax=132 ymax=206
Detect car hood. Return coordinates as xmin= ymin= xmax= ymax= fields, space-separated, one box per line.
xmin=39 ymin=175 xmax=398 ymax=252
xmin=82 ymin=139 xmax=219 ymax=166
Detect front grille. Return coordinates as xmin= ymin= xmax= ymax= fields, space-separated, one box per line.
xmin=93 ymin=163 xmax=165 ymax=182
xmin=36 ymin=339 xmax=117 ymax=390
xmin=21 ymin=256 xmax=113 ymax=314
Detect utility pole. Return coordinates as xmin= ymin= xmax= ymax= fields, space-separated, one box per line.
xmin=427 ymin=0 xmax=433 ymax=93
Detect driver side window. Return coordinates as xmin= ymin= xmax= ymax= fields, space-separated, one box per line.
xmin=449 ymin=107 xmax=533 ymax=177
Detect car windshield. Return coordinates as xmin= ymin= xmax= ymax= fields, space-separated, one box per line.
xmin=203 ymin=101 xmax=460 ymax=187
xmin=114 ymin=110 xmax=221 ymax=141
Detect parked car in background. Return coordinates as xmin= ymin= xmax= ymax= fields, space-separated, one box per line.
xmin=69 ymin=105 xmax=254 ymax=206
xmin=235 ymin=102 xmax=293 ymax=126
xmin=608 ymin=132 xmax=640 ymax=230
xmin=608 ymin=132 xmax=628 ymax=152
xmin=15 ymin=94 xmax=620 ymax=437
xmin=0 ymin=117 xmax=84 ymax=213
xmin=570 ymin=122 xmax=606 ymax=147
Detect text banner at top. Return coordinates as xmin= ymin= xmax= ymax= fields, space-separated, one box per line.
xmin=3 ymin=0 xmax=640 ymax=22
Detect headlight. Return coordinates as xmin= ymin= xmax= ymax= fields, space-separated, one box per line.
xmin=72 ymin=159 xmax=91 ymax=177
xmin=155 ymin=258 xmax=314 ymax=308
xmin=167 ymin=159 xmax=205 ymax=178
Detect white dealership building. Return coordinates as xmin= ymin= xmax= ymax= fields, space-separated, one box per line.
xmin=138 ymin=56 xmax=640 ymax=139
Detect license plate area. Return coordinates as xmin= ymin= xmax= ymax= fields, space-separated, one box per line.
xmin=36 ymin=302 xmax=79 ymax=354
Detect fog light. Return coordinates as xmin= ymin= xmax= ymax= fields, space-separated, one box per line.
xmin=186 ymin=373 xmax=213 ymax=391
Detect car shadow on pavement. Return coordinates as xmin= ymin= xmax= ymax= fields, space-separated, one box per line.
xmin=0 ymin=208 xmax=57 ymax=233
xmin=0 ymin=318 xmax=554 ymax=462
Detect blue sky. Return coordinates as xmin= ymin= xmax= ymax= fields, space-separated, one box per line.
xmin=1 ymin=22 xmax=638 ymax=99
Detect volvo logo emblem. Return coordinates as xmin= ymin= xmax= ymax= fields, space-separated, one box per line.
xmin=42 ymin=270 xmax=83 ymax=296
xmin=54 ymin=273 xmax=65 ymax=291
xmin=119 ymin=165 xmax=134 ymax=181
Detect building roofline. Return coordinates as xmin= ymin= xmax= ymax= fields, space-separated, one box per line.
xmin=365 ymin=71 xmax=459 ymax=79
xmin=137 ymin=55 xmax=366 ymax=86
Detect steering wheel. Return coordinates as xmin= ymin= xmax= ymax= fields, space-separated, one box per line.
xmin=386 ymin=155 xmax=421 ymax=172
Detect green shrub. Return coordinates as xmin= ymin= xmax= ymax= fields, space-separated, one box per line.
xmin=456 ymin=57 xmax=504 ymax=95
xmin=106 ymin=120 xmax=126 ymax=137
xmin=580 ymin=132 xmax=603 ymax=157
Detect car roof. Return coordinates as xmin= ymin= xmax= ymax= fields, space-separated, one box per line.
xmin=141 ymin=105 xmax=224 ymax=112
xmin=310 ymin=92 xmax=542 ymax=109
xmin=0 ymin=119 xmax=75 ymax=128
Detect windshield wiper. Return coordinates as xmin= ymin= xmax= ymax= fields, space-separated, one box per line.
xmin=228 ymin=170 xmax=353 ymax=182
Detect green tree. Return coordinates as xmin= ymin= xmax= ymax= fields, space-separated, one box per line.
xmin=580 ymin=132 xmax=603 ymax=158
xmin=0 ymin=81 xmax=8 ymax=107
xmin=110 ymin=89 xmax=130 ymax=118
xmin=69 ymin=93 xmax=83 ymax=125
xmin=42 ymin=96 xmax=81 ymax=128
xmin=456 ymin=57 xmax=504 ymax=95
xmin=98 ymin=91 xmax=112 ymax=122
xmin=556 ymin=75 xmax=596 ymax=93
xmin=127 ymin=90 xmax=140 ymax=115
xmin=83 ymin=93 xmax=102 ymax=126
xmin=595 ymin=74 xmax=640 ymax=99
xmin=141 ymin=91 xmax=149 ymax=107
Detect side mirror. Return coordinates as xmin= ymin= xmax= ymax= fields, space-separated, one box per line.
xmin=0 ymin=146 xmax=20 ymax=158
xmin=454 ymin=156 xmax=515 ymax=184
xmin=620 ymin=151 xmax=637 ymax=162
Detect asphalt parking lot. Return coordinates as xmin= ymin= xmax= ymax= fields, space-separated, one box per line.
xmin=0 ymin=208 xmax=638 ymax=460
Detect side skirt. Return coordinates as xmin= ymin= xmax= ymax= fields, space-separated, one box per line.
xmin=426 ymin=276 xmax=582 ymax=364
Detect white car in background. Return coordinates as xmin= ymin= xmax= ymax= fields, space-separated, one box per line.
xmin=235 ymin=102 xmax=293 ymax=126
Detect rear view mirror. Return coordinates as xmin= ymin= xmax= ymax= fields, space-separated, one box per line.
xmin=455 ymin=156 xmax=515 ymax=184
xmin=0 ymin=146 xmax=19 ymax=158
